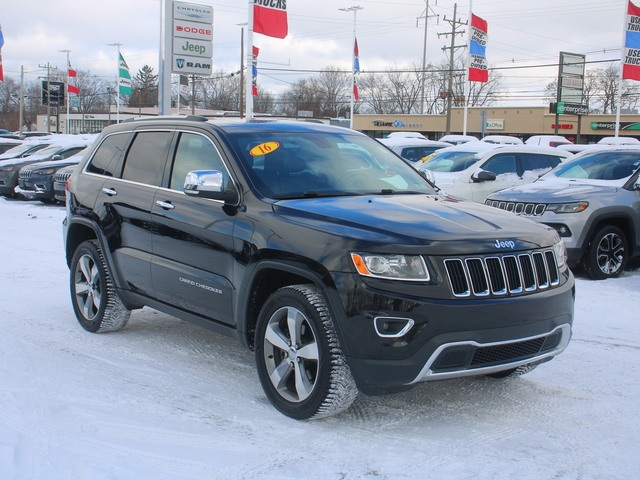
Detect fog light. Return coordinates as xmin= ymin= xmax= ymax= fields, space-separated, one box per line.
xmin=373 ymin=317 xmax=415 ymax=338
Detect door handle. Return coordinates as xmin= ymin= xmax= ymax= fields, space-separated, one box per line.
xmin=155 ymin=200 xmax=175 ymax=210
xmin=101 ymin=187 xmax=117 ymax=196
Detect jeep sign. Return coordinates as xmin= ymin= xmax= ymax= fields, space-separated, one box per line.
xmin=173 ymin=37 xmax=211 ymax=59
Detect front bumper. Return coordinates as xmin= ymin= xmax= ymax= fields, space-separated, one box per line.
xmin=332 ymin=270 xmax=575 ymax=395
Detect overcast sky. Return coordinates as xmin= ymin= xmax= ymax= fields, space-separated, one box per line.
xmin=0 ymin=0 xmax=627 ymax=106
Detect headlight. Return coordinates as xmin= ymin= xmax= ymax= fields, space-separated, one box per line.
xmin=351 ymin=253 xmax=430 ymax=281
xmin=0 ymin=166 xmax=15 ymax=173
xmin=38 ymin=168 xmax=57 ymax=175
xmin=546 ymin=202 xmax=588 ymax=214
xmin=553 ymin=240 xmax=567 ymax=269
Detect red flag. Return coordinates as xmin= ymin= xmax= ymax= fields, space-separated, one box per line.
xmin=68 ymin=68 xmax=77 ymax=77
xmin=252 ymin=45 xmax=260 ymax=58
xmin=253 ymin=0 xmax=288 ymax=39
xmin=353 ymin=80 xmax=359 ymax=101
xmin=68 ymin=84 xmax=80 ymax=94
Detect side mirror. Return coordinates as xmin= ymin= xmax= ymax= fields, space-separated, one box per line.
xmin=184 ymin=170 xmax=238 ymax=203
xmin=472 ymin=170 xmax=497 ymax=183
xmin=419 ymin=168 xmax=436 ymax=185
xmin=50 ymin=154 xmax=63 ymax=161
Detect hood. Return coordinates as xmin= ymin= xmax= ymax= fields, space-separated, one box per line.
xmin=28 ymin=157 xmax=82 ymax=172
xmin=273 ymin=194 xmax=556 ymax=255
xmin=488 ymin=177 xmax=620 ymax=203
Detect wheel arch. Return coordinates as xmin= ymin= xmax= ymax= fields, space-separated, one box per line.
xmin=582 ymin=213 xmax=635 ymax=253
xmin=65 ymin=217 xmax=133 ymax=302
xmin=238 ymin=260 xmax=345 ymax=352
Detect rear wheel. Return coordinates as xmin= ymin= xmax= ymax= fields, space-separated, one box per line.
xmin=581 ymin=225 xmax=628 ymax=280
xmin=70 ymin=240 xmax=130 ymax=333
xmin=255 ymin=285 xmax=358 ymax=420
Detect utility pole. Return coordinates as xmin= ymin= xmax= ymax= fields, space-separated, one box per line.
xmin=19 ymin=65 xmax=24 ymax=133
xmin=38 ymin=62 xmax=57 ymax=133
xmin=417 ymin=0 xmax=438 ymax=115
xmin=438 ymin=3 xmax=467 ymax=135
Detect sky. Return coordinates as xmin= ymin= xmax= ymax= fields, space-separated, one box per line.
xmin=0 ymin=0 xmax=629 ymax=106
xmin=1 ymin=195 xmax=639 ymax=479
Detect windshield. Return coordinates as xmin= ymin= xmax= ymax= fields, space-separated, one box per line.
xmin=551 ymin=151 xmax=640 ymax=180
xmin=226 ymin=131 xmax=437 ymax=199
xmin=421 ymin=150 xmax=480 ymax=172
xmin=0 ymin=143 xmax=49 ymax=159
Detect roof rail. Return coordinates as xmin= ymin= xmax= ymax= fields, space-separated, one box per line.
xmin=122 ymin=115 xmax=209 ymax=123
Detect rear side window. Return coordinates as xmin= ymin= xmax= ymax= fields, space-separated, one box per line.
xmin=121 ymin=131 xmax=173 ymax=186
xmin=86 ymin=133 xmax=131 ymax=177
xmin=481 ymin=154 xmax=517 ymax=175
xmin=520 ymin=153 xmax=555 ymax=172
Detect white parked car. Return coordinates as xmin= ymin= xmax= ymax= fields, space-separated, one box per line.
xmin=525 ymin=135 xmax=573 ymax=148
xmin=481 ymin=135 xmax=524 ymax=145
xmin=386 ymin=131 xmax=428 ymax=139
xmin=438 ymin=134 xmax=479 ymax=145
xmin=597 ymin=136 xmax=640 ymax=145
xmin=378 ymin=137 xmax=450 ymax=164
xmin=415 ymin=142 xmax=571 ymax=202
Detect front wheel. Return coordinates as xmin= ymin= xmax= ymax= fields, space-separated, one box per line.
xmin=255 ymin=285 xmax=358 ymax=420
xmin=69 ymin=240 xmax=131 ymax=333
xmin=581 ymin=225 xmax=628 ymax=280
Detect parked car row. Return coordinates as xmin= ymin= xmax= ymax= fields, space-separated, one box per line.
xmin=413 ymin=142 xmax=571 ymax=202
xmin=379 ymin=133 xmax=640 ymax=280
xmin=0 ymin=134 xmax=96 ymax=203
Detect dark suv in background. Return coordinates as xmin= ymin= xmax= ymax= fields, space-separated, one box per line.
xmin=64 ymin=117 xmax=575 ymax=419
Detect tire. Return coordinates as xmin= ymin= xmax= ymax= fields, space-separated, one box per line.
xmin=69 ymin=240 xmax=130 ymax=333
xmin=487 ymin=363 xmax=538 ymax=379
xmin=255 ymin=284 xmax=358 ymax=420
xmin=581 ymin=225 xmax=628 ymax=280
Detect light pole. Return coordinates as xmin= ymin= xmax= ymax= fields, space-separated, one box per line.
xmin=107 ymin=87 xmax=112 ymax=125
xmin=237 ymin=22 xmax=247 ymax=119
xmin=107 ymin=43 xmax=122 ymax=123
xmin=339 ymin=5 xmax=362 ymax=129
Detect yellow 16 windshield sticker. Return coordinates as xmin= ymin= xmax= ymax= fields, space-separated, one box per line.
xmin=250 ymin=141 xmax=280 ymax=156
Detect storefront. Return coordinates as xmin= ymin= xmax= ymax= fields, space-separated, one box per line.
xmin=353 ymin=106 xmax=640 ymax=143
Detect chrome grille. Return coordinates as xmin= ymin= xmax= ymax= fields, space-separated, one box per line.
xmin=54 ymin=171 xmax=72 ymax=183
xmin=19 ymin=169 xmax=32 ymax=179
xmin=444 ymin=250 xmax=560 ymax=298
xmin=485 ymin=199 xmax=547 ymax=216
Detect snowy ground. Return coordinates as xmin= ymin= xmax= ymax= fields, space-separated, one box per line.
xmin=1 ymin=197 xmax=639 ymax=480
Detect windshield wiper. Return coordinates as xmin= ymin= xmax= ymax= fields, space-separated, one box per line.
xmin=272 ymin=191 xmax=363 ymax=200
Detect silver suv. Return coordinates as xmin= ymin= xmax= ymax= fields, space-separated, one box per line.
xmin=485 ymin=147 xmax=640 ymax=279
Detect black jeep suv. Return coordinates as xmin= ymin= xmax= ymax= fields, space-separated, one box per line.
xmin=63 ymin=117 xmax=575 ymax=419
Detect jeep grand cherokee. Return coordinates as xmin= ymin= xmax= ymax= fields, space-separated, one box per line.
xmin=63 ymin=117 xmax=575 ymax=419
